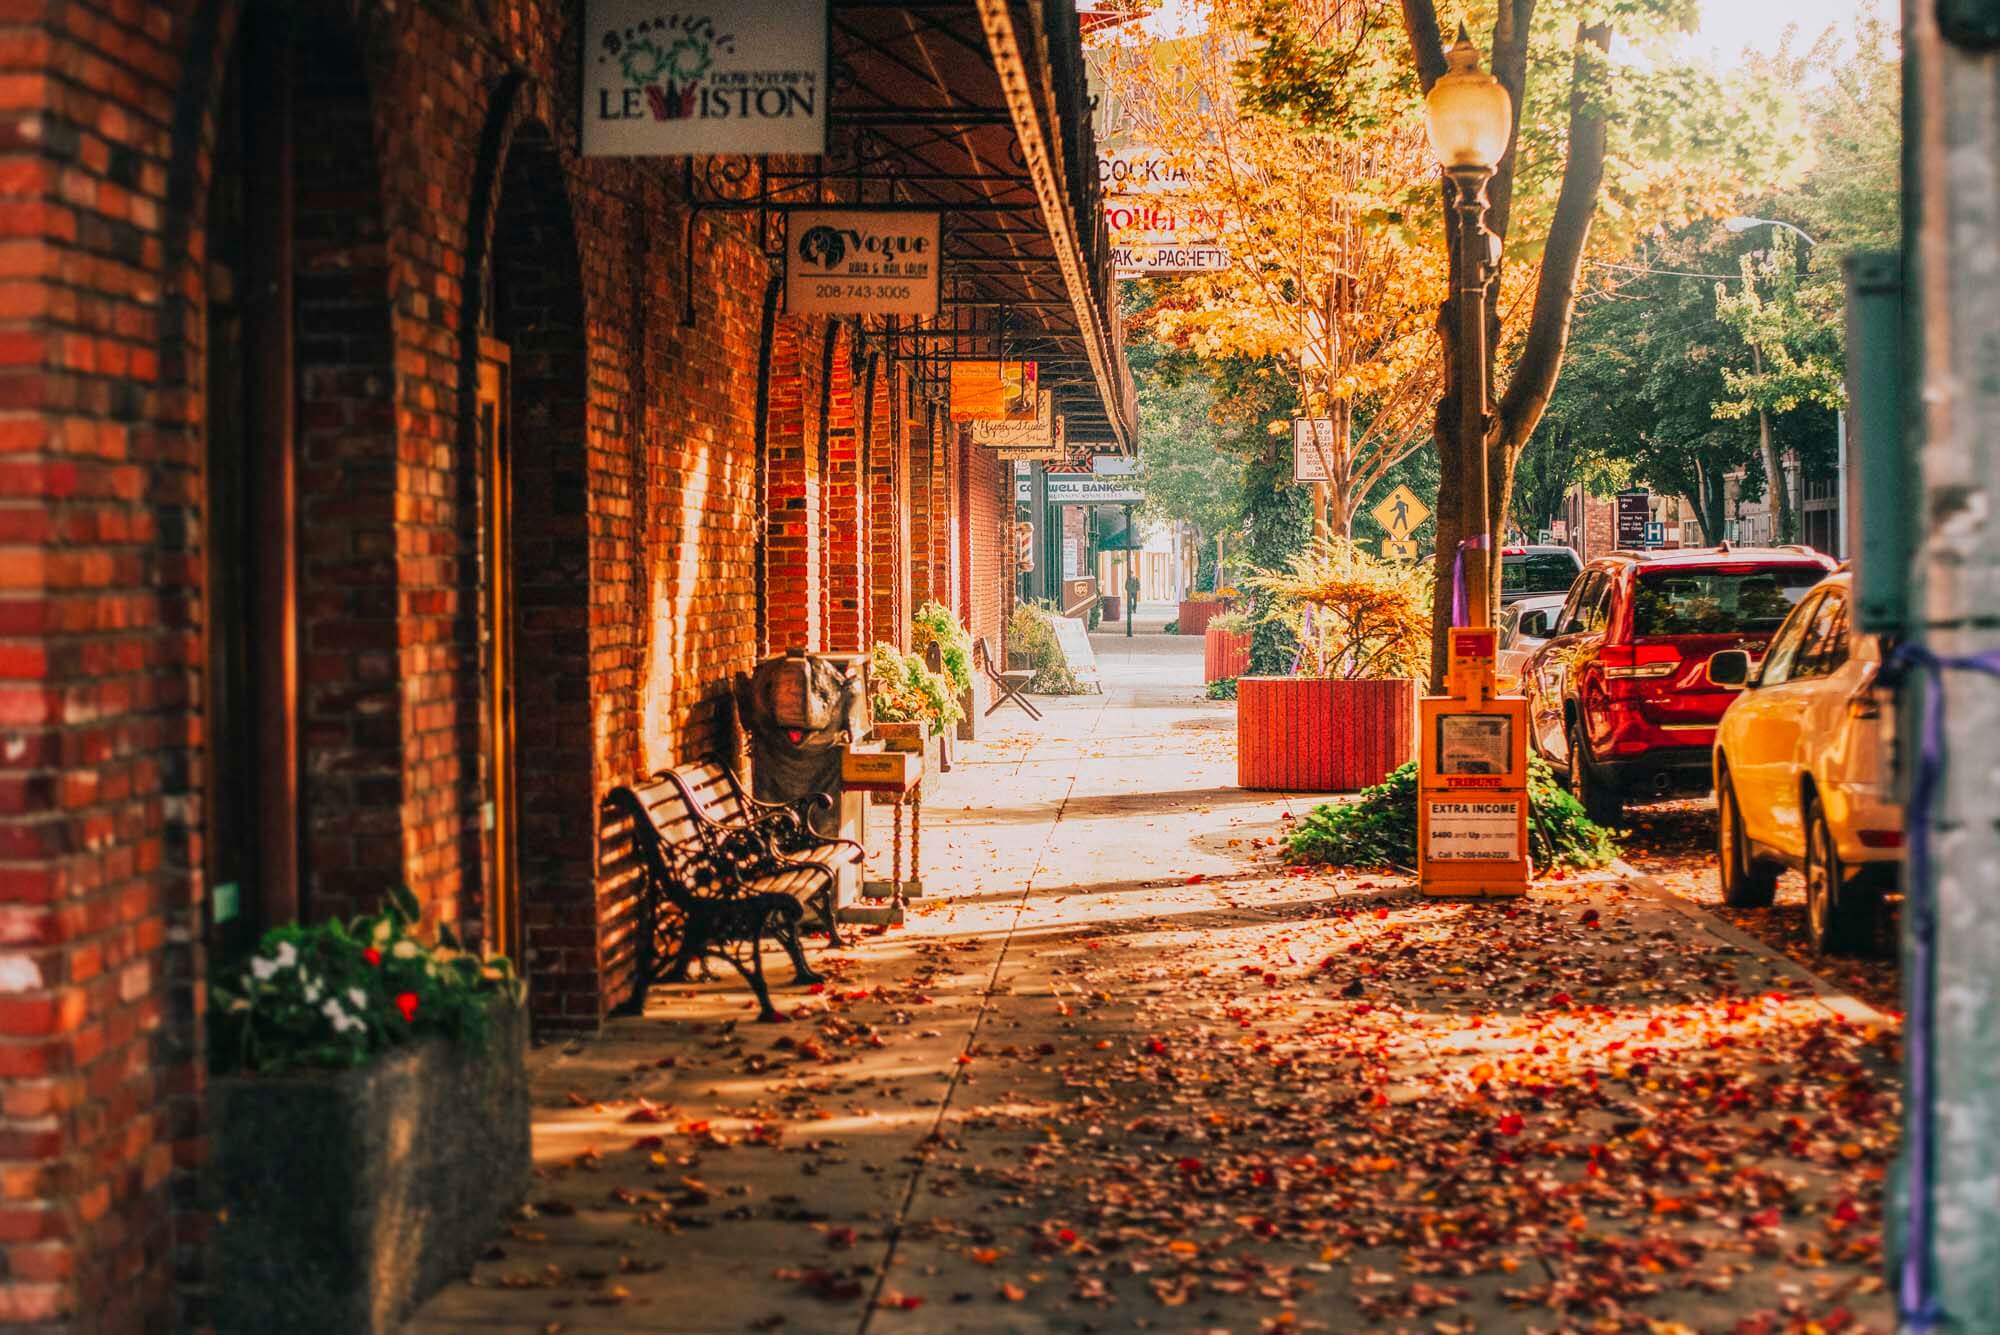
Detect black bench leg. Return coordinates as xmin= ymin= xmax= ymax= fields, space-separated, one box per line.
xmin=776 ymin=915 xmax=823 ymax=987
xmin=714 ymin=937 xmax=781 ymax=1022
xmin=811 ymin=878 xmax=844 ymax=948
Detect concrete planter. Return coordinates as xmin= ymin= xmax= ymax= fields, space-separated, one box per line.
xmin=1177 ymin=598 xmax=1227 ymax=636
xmin=1203 ymin=626 xmax=1250 ymax=683
xmin=210 ymin=998 xmax=530 ymax=1335
xmin=1236 ymin=676 xmax=1416 ymax=792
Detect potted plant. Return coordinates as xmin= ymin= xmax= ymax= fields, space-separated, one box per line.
xmin=1203 ymin=608 xmax=1253 ymax=684
xmin=868 ymin=640 xmax=964 ymax=758
xmin=1234 ymin=540 xmax=1426 ymax=792
xmin=207 ymin=889 xmax=528 ymax=1335
xmin=911 ymin=601 xmax=976 ymax=740
xmin=1176 ymin=585 xmax=1237 ymax=637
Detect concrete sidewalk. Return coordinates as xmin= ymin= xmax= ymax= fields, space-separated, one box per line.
xmin=407 ymin=634 xmax=1896 ymax=1334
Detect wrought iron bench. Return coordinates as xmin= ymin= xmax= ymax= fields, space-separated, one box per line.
xmin=604 ymin=762 xmax=858 ymax=1021
xmin=668 ymin=759 xmax=862 ymax=945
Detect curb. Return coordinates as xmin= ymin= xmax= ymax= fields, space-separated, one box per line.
xmin=1608 ymin=858 xmax=1889 ymax=1027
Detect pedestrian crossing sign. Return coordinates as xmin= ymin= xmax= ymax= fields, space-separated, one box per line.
xmin=1371 ymin=484 xmax=1430 ymax=540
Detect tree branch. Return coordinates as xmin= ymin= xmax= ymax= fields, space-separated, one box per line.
xmin=1486 ymin=0 xmax=1536 ymax=243
xmin=1494 ymin=22 xmax=1612 ymax=456
xmin=1398 ymin=0 xmax=1448 ymax=90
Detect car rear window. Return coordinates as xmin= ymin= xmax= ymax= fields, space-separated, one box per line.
xmin=1502 ymin=553 xmax=1580 ymax=595
xmin=1631 ymin=567 xmax=1823 ymax=636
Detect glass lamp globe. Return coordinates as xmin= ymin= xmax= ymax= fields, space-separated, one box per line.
xmin=1424 ymin=28 xmax=1513 ymax=173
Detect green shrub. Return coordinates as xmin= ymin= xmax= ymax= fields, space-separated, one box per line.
xmin=1008 ymin=602 xmax=1091 ymax=695
xmin=911 ymin=601 xmax=972 ymax=696
xmin=209 ymin=888 xmax=523 ymax=1075
xmin=1206 ymin=677 xmax=1239 ymax=701
xmin=1284 ymin=756 xmax=1620 ymax=872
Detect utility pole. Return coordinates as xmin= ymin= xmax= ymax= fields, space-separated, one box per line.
xmin=1892 ymin=1 xmax=2000 ymax=1327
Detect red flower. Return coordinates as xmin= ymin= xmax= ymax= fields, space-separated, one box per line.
xmin=394 ymin=992 xmax=419 ymax=1023
xmin=362 ymin=947 xmax=381 ymax=966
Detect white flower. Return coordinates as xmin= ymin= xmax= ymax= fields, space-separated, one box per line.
xmin=304 ymin=981 xmax=322 ymax=1005
xmin=321 ymin=998 xmax=366 ymax=1035
xmin=274 ymin=941 xmax=298 ymax=969
xmin=249 ymin=956 xmax=278 ymax=981
xmin=347 ymin=988 xmax=367 ymax=1010
xmin=391 ymin=940 xmax=420 ymax=960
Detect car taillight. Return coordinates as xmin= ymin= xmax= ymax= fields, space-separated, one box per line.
xmin=1601 ymin=644 xmax=1682 ymax=680
xmin=1858 ymin=829 xmax=1904 ymax=849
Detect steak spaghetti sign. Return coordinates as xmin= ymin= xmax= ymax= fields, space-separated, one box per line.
xmin=785 ymin=210 xmax=939 ymax=318
xmin=584 ymin=1 xmax=827 ymax=157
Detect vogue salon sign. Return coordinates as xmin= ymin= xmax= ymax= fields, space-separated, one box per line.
xmin=583 ymin=1 xmax=827 ymax=157
xmin=785 ymin=209 xmax=939 ymax=318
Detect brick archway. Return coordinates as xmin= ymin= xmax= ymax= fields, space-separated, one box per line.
xmin=473 ymin=115 xmax=594 ymax=1024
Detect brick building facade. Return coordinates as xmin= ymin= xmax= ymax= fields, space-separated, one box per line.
xmin=0 ymin=0 xmax=1132 ymax=1326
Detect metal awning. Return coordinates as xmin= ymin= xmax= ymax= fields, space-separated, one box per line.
xmin=693 ymin=0 xmax=1135 ymax=451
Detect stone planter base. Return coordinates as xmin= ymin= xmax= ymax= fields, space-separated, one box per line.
xmin=212 ymin=1000 xmax=530 ymax=1335
xmin=1177 ymin=599 xmax=1227 ymax=636
xmin=1203 ymin=626 xmax=1250 ymax=683
xmin=1236 ymin=676 xmax=1416 ymax=792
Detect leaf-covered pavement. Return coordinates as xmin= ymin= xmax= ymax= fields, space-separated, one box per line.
xmin=410 ymin=871 xmax=1897 ymax=1335
xmin=409 ymin=644 xmax=1899 ymax=1334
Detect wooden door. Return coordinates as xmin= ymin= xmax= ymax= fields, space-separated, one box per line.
xmin=478 ymin=337 xmax=521 ymax=964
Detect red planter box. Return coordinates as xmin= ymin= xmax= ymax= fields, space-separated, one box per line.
xmin=1203 ymin=626 xmax=1250 ymax=683
xmin=1177 ymin=599 xmax=1226 ymax=636
xmin=1236 ymin=676 xmax=1416 ymax=792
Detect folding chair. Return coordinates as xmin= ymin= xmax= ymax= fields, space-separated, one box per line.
xmin=975 ymin=637 xmax=1041 ymax=720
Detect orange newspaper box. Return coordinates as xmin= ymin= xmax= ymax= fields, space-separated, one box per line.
xmin=1418 ymin=627 xmax=1531 ymax=898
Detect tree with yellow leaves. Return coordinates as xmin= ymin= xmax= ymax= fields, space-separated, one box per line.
xmin=1094 ymin=0 xmax=1472 ymax=538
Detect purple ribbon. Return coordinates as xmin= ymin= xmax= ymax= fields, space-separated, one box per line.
xmin=1886 ymin=641 xmax=2000 ymax=1334
xmin=1450 ymin=535 xmax=1488 ymax=627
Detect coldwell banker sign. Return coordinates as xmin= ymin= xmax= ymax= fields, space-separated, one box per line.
xmin=785 ymin=210 xmax=940 ymax=318
xmin=583 ymin=1 xmax=827 ymax=158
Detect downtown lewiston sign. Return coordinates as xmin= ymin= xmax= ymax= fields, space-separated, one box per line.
xmin=584 ymin=1 xmax=827 ymax=157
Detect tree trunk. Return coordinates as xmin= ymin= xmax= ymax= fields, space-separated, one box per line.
xmin=1753 ymin=364 xmax=1794 ymax=542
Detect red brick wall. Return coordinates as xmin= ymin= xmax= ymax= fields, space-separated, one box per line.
xmin=823 ymin=335 xmax=864 ymax=652
xmin=0 ymin=0 xmax=1005 ymax=1322
xmin=868 ymin=362 xmax=909 ymax=648
xmin=966 ymin=442 xmax=1012 ymax=660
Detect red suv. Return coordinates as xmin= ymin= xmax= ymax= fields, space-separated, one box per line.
xmin=1522 ymin=545 xmax=1835 ymax=822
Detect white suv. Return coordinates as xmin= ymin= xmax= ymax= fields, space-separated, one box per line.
xmin=1708 ymin=571 xmax=1901 ymax=954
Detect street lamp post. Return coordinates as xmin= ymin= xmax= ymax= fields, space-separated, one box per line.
xmin=1424 ymin=28 xmax=1513 ymax=629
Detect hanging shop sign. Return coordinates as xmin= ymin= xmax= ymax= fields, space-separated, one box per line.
xmin=1292 ymin=418 xmax=1335 ymax=483
xmin=1105 ymin=201 xmax=1227 ymax=245
xmin=971 ymin=391 xmax=1058 ymax=447
xmin=949 ymin=361 xmax=1038 ymax=422
xmin=1097 ymin=145 xmax=1211 ymax=194
xmin=1046 ymin=476 xmax=1142 ymax=505
xmin=1112 ymin=243 xmax=1230 ymax=276
xmin=583 ymin=0 xmax=828 ymax=158
xmin=784 ymin=210 xmax=939 ymax=318
xmin=1092 ymin=455 xmax=1137 ymax=476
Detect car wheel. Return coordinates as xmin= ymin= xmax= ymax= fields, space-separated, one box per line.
xmin=1717 ymin=769 xmax=1777 ymax=908
xmin=1567 ymin=717 xmax=1623 ymax=827
xmin=1804 ymin=793 xmax=1879 ymax=956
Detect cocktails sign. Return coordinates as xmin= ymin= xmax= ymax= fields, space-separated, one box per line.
xmin=785 ymin=210 xmax=939 ymax=318
xmin=584 ymin=1 xmax=827 ymax=158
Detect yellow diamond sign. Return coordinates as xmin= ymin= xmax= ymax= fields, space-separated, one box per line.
xmin=1371 ymin=484 xmax=1431 ymax=540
